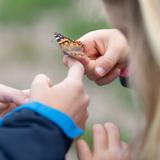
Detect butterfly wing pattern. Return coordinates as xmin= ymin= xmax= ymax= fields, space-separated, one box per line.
xmin=54 ymin=32 xmax=86 ymax=59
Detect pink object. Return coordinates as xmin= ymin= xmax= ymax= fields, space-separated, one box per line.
xmin=120 ymin=68 xmax=129 ymax=77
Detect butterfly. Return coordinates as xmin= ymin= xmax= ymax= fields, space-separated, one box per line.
xmin=54 ymin=32 xmax=86 ymax=59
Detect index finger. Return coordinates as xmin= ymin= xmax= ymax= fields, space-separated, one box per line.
xmin=104 ymin=123 xmax=122 ymax=148
xmin=66 ymin=57 xmax=85 ymax=81
xmin=93 ymin=124 xmax=108 ymax=153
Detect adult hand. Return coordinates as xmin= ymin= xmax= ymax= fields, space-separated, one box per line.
xmin=64 ymin=29 xmax=129 ymax=85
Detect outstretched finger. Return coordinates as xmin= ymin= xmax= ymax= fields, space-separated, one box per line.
xmin=66 ymin=57 xmax=85 ymax=81
xmin=93 ymin=124 xmax=108 ymax=153
xmin=104 ymin=123 xmax=122 ymax=148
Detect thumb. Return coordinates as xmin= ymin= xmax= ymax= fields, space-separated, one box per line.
xmin=31 ymin=74 xmax=53 ymax=98
xmin=95 ymin=44 xmax=119 ymax=77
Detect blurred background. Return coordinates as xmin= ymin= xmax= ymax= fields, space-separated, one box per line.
xmin=0 ymin=0 xmax=143 ymax=159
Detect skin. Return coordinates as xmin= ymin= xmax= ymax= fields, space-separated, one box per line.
xmin=0 ymin=58 xmax=89 ymax=129
xmin=63 ymin=29 xmax=131 ymax=159
xmin=30 ymin=58 xmax=89 ymax=129
xmin=76 ymin=123 xmax=131 ymax=160
xmin=0 ymin=29 xmax=130 ymax=158
xmin=64 ymin=29 xmax=129 ymax=86
xmin=0 ymin=85 xmax=29 ymax=116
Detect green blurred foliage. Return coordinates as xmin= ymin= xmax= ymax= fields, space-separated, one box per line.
xmin=82 ymin=128 xmax=93 ymax=150
xmin=0 ymin=0 xmax=74 ymax=23
xmin=112 ymin=80 xmax=134 ymax=110
xmin=63 ymin=18 xmax=111 ymax=39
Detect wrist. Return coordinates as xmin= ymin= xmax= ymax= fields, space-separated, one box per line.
xmin=1 ymin=101 xmax=84 ymax=139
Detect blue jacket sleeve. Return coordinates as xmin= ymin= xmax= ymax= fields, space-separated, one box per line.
xmin=0 ymin=102 xmax=78 ymax=160
xmin=3 ymin=101 xmax=84 ymax=139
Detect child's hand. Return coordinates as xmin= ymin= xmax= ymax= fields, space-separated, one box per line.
xmin=72 ymin=29 xmax=129 ymax=85
xmin=0 ymin=85 xmax=29 ymax=116
xmin=76 ymin=123 xmax=131 ymax=160
xmin=30 ymin=58 xmax=89 ymax=129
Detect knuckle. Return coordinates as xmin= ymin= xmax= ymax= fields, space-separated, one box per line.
xmin=85 ymin=95 xmax=90 ymax=103
xmin=106 ymin=57 xmax=115 ymax=67
xmin=81 ymin=110 xmax=89 ymax=126
xmin=83 ymin=95 xmax=90 ymax=107
xmin=81 ymin=97 xmax=89 ymax=107
xmin=85 ymin=110 xmax=89 ymax=119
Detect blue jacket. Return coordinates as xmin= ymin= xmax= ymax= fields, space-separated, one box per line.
xmin=0 ymin=101 xmax=84 ymax=160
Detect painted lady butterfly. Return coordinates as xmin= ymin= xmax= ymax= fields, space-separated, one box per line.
xmin=54 ymin=32 xmax=86 ymax=59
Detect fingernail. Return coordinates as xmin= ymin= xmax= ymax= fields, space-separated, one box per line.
xmin=95 ymin=67 xmax=106 ymax=76
xmin=93 ymin=124 xmax=104 ymax=133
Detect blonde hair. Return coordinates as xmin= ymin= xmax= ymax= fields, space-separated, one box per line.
xmin=139 ymin=0 xmax=160 ymax=67
xmin=103 ymin=0 xmax=160 ymax=159
xmin=128 ymin=0 xmax=160 ymax=159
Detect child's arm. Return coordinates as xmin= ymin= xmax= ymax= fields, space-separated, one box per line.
xmin=0 ymin=107 xmax=72 ymax=160
xmin=76 ymin=123 xmax=131 ymax=160
xmin=0 ymin=58 xmax=89 ymax=160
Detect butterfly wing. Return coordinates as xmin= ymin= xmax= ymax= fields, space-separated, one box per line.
xmin=54 ymin=32 xmax=85 ymax=58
